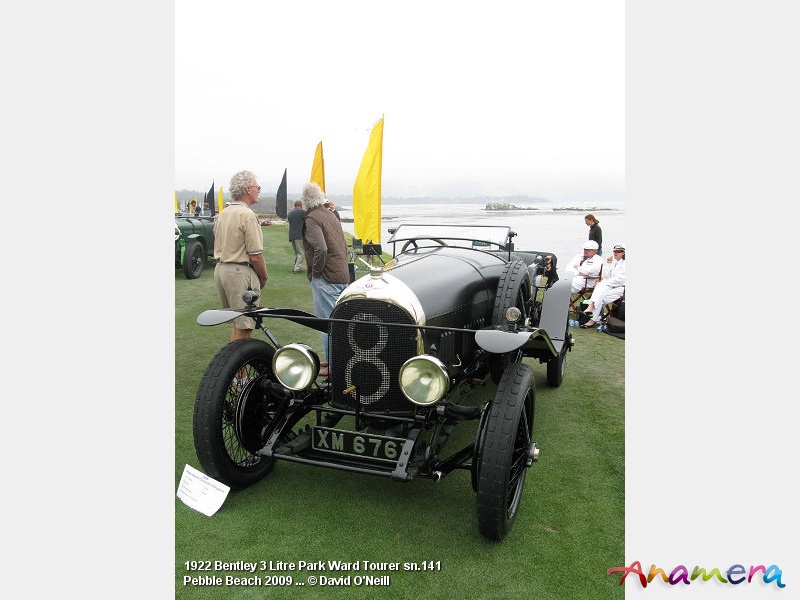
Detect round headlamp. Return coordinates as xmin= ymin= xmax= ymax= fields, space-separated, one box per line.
xmin=272 ymin=343 xmax=320 ymax=391
xmin=399 ymin=355 xmax=450 ymax=406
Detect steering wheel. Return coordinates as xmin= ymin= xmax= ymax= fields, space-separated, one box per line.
xmin=400 ymin=238 xmax=447 ymax=253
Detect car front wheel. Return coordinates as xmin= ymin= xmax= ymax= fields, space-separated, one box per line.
xmin=476 ymin=362 xmax=535 ymax=540
xmin=193 ymin=339 xmax=285 ymax=489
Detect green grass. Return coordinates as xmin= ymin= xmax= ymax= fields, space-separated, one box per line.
xmin=175 ymin=224 xmax=625 ymax=599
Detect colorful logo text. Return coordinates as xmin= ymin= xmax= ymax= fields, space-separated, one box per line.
xmin=607 ymin=561 xmax=785 ymax=588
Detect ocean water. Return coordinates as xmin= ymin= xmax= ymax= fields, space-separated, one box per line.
xmin=337 ymin=199 xmax=625 ymax=268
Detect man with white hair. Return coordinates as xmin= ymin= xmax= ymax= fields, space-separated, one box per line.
xmin=564 ymin=240 xmax=604 ymax=293
xmin=213 ymin=170 xmax=269 ymax=342
xmin=301 ymin=182 xmax=349 ymax=375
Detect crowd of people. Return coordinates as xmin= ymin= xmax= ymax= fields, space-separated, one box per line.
xmin=179 ymin=199 xmax=212 ymax=216
xmin=581 ymin=242 xmax=625 ymax=329
xmin=571 ymin=213 xmax=625 ymax=332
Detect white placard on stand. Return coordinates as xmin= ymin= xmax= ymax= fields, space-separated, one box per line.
xmin=176 ymin=464 xmax=230 ymax=516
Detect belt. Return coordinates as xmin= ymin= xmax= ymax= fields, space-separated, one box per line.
xmin=221 ymin=261 xmax=251 ymax=267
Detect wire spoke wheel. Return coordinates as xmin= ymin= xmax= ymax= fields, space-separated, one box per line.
xmin=183 ymin=239 xmax=205 ymax=279
xmin=193 ymin=339 xmax=283 ymax=489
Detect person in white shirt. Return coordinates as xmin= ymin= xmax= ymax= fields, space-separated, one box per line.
xmin=582 ymin=242 xmax=626 ymax=328
xmin=564 ymin=240 xmax=603 ymax=293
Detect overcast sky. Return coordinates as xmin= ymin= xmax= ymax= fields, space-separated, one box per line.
xmin=176 ymin=0 xmax=624 ymax=201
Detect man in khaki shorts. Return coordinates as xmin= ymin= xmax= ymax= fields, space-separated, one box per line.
xmin=213 ymin=170 xmax=269 ymax=342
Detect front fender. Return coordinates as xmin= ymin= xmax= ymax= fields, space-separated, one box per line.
xmin=197 ymin=307 xmax=330 ymax=333
xmin=197 ymin=309 xmax=241 ymax=326
xmin=537 ymin=277 xmax=571 ymax=341
xmin=475 ymin=328 xmax=558 ymax=359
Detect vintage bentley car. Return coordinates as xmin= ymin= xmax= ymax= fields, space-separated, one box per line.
xmin=193 ymin=224 xmax=573 ymax=540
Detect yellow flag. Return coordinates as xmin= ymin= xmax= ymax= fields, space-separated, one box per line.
xmin=353 ymin=117 xmax=384 ymax=243
xmin=310 ymin=141 xmax=326 ymax=192
xmin=174 ymin=191 xmax=179 ymax=213
xmin=217 ymin=187 xmax=224 ymax=213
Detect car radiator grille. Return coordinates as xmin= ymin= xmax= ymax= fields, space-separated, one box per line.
xmin=330 ymin=299 xmax=418 ymax=415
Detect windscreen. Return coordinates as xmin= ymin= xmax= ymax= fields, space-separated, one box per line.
xmin=386 ymin=224 xmax=514 ymax=249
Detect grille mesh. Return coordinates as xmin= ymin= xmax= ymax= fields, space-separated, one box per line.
xmin=330 ymin=299 xmax=418 ymax=414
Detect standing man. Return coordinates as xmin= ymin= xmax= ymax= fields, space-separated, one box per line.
xmin=301 ymin=182 xmax=349 ymax=375
xmin=213 ymin=170 xmax=269 ymax=342
xmin=287 ymin=199 xmax=306 ymax=273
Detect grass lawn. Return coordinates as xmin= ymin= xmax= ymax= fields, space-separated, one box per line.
xmin=175 ymin=224 xmax=625 ymax=599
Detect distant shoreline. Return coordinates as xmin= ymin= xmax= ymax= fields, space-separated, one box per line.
xmin=483 ymin=205 xmax=615 ymax=212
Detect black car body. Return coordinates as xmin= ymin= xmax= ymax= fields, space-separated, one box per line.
xmin=193 ymin=224 xmax=573 ymax=539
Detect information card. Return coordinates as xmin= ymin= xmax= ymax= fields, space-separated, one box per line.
xmin=177 ymin=464 xmax=230 ymax=516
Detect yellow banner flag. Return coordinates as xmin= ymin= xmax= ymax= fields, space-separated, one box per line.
xmin=310 ymin=141 xmax=326 ymax=193
xmin=353 ymin=117 xmax=384 ymax=244
xmin=217 ymin=187 xmax=224 ymax=214
xmin=174 ymin=191 xmax=179 ymax=213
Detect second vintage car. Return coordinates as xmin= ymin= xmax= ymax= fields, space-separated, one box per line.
xmin=192 ymin=224 xmax=573 ymax=540
xmin=175 ymin=215 xmax=215 ymax=279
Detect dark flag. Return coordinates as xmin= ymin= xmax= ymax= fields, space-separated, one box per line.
xmin=206 ymin=181 xmax=215 ymax=216
xmin=275 ymin=168 xmax=288 ymax=219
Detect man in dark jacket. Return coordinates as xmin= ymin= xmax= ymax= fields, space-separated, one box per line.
xmin=287 ymin=199 xmax=305 ymax=273
xmin=300 ymin=182 xmax=350 ymax=374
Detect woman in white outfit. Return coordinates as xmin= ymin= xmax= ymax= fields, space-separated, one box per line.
xmin=582 ymin=242 xmax=625 ymax=328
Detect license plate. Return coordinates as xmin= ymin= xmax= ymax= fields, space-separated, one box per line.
xmin=312 ymin=427 xmax=405 ymax=463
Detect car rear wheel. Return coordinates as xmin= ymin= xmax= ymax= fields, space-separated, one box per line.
xmin=476 ymin=362 xmax=535 ymax=540
xmin=183 ymin=239 xmax=205 ymax=279
xmin=193 ymin=339 xmax=285 ymax=489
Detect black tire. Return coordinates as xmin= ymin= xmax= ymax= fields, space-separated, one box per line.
xmin=183 ymin=239 xmax=205 ymax=279
xmin=489 ymin=260 xmax=531 ymax=383
xmin=476 ymin=362 xmax=535 ymax=540
xmin=193 ymin=338 xmax=284 ymax=489
xmin=546 ymin=320 xmax=569 ymax=387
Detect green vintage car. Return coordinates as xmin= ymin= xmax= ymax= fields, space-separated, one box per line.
xmin=175 ymin=215 xmax=215 ymax=279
